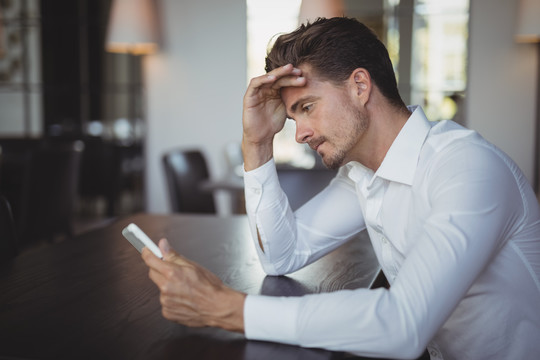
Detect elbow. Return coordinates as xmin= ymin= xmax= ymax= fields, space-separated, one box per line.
xmin=257 ymin=253 xmax=300 ymax=276
xmin=381 ymin=295 xmax=434 ymax=359
xmin=361 ymin=336 xmax=426 ymax=360
xmin=397 ymin=344 xmax=428 ymax=360
xmin=385 ymin=325 xmax=431 ymax=359
xmin=259 ymin=263 xmax=289 ymax=276
xmin=338 ymin=328 xmax=429 ymax=360
xmin=261 ymin=267 xmax=280 ymax=276
xmin=364 ymin=307 xmax=431 ymax=359
xmin=258 ymin=260 xmax=287 ymax=276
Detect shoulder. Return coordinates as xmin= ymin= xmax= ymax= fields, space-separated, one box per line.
xmin=416 ymin=121 xmax=525 ymax=194
xmin=420 ymin=120 xmax=517 ymax=178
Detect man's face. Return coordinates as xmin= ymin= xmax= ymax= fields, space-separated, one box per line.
xmin=281 ymin=65 xmax=368 ymax=169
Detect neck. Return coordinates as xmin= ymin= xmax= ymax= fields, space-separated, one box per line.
xmin=351 ymin=103 xmax=410 ymax=171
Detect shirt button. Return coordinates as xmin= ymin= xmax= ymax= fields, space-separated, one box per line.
xmin=251 ymin=187 xmax=261 ymax=195
xmin=380 ymin=236 xmax=388 ymax=244
xmin=429 ymin=349 xmax=441 ymax=358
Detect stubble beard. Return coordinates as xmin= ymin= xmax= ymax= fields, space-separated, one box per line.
xmin=321 ymin=106 xmax=369 ymax=170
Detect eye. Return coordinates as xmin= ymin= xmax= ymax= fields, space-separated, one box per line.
xmin=302 ymin=103 xmax=314 ymax=113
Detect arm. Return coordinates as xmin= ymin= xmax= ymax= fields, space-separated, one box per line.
xmin=241 ymin=64 xmax=306 ymax=254
xmin=242 ymin=66 xmax=366 ymax=275
xmin=242 ymin=63 xmax=305 ymax=171
xmin=244 ymin=162 xmax=365 ymax=275
xmin=246 ymin=142 xmax=527 ymax=358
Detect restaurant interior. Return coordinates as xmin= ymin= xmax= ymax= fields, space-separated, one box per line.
xmin=0 ymin=0 xmax=539 ymax=259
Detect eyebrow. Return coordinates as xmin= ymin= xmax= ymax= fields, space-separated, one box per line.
xmin=288 ymin=95 xmax=320 ymax=119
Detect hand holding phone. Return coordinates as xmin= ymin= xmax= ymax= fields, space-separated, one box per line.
xmin=122 ymin=223 xmax=163 ymax=259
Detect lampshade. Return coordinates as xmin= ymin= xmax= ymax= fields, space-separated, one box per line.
xmin=516 ymin=0 xmax=540 ymax=43
xmin=106 ymin=0 xmax=159 ymax=55
xmin=298 ymin=0 xmax=344 ymax=25
xmin=0 ymin=6 xmax=4 ymax=58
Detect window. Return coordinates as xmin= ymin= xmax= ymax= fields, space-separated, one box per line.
xmin=410 ymin=0 xmax=469 ymax=122
xmin=246 ymin=0 xmax=317 ymax=168
xmin=0 ymin=0 xmax=42 ymax=136
xmin=385 ymin=0 xmax=469 ymax=122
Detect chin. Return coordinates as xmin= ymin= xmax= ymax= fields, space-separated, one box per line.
xmin=322 ymin=156 xmax=343 ymax=170
xmin=321 ymin=149 xmax=348 ymax=169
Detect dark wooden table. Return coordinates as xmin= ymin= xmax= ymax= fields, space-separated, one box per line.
xmin=0 ymin=213 xmax=383 ymax=360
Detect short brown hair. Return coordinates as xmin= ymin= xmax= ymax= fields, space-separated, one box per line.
xmin=265 ymin=17 xmax=405 ymax=108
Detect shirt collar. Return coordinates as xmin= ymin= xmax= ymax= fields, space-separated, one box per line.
xmin=373 ymin=105 xmax=432 ymax=186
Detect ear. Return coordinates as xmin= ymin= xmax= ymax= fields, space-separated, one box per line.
xmin=349 ymin=68 xmax=371 ymax=106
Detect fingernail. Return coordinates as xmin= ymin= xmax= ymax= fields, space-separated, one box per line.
xmin=161 ymin=238 xmax=171 ymax=253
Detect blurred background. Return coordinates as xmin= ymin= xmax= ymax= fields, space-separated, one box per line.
xmin=0 ymin=0 xmax=538 ymax=254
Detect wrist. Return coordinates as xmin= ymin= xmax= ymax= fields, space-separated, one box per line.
xmin=208 ymin=288 xmax=247 ymax=333
xmin=242 ymin=136 xmax=274 ymax=171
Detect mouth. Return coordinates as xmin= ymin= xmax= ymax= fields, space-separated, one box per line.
xmin=309 ymin=139 xmax=324 ymax=153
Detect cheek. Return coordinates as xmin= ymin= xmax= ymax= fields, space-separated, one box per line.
xmin=324 ymin=110 xmax=349 ymax=136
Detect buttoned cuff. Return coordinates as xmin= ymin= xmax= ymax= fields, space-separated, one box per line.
xmin=243 ymin=158 xmax=283 ymax=213
xmin=244 ymin=294 xmax=300 ymax=345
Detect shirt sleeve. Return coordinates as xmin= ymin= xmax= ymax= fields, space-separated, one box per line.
xmin=243 ymin=159 xmax=365 ymax=275
xmin=244 ymin=143 xmax=528 ymax=359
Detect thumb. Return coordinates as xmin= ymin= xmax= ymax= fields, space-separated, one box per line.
xmin=158 ymin=238 xmax=174 ymax=258
xmin=158 ymin=238 xmax=193 ymax=266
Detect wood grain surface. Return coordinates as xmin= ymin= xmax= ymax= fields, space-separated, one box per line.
xmin=0 ymin=213 xmax=387 ymax=360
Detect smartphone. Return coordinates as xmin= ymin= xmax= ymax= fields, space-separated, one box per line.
xmin=122 ymin=223 xmax=163 ymax=259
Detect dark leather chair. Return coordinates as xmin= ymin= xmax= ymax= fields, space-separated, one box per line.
xmin=0 ymin=194 xmax=18 ymax=263
xmin=369 ymin=269 xmax=390 ymax=289
xmin=162 ymin=149 xmax=216 ymax=214
xmin=276 ymin=167 xmax=337 ymax=210
xmin=78 ymin=136 xmax=115 ymax=214
xmin=0 ymin=138 xmax=41 ymax=223
xmin=17 ymin=140 xmax=84 ymax=246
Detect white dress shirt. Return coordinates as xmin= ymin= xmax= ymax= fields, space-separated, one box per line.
xmin=242 ymin=106 xmax=540 ymax=359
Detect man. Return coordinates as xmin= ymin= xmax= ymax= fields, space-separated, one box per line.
xmin=143 ymin=17 xmax=540 ymax=359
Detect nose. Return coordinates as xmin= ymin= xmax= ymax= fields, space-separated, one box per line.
xmin=295 ymin=119 xmax=313 ymax=144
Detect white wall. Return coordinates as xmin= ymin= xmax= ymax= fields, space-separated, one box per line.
xmin=144 ymin=0 xmax=247 ymax=214
xmin=467 ymin=0 xmax=538 ymax=184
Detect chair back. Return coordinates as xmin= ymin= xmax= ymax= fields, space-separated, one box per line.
xmin=17 ymin=140 xmax=84 ymax=245
xmin=277 ymin=167 xmax=337 ymax=210
xmin=0 ymin=194 xmax=18 ymax=262
xmin=162 ymin=149 xmax=216 ymax=213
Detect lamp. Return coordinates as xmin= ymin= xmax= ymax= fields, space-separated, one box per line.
xmin=105 ymin=0 xmax=159 ymax=144
xmin=516 ymin=0 xmax=540 ymax=195
xmin=0 ymin=6 xmax=4 ymax=58
xmin=106 ymin=0 xmax=159 ymax=55
xmin=298 ymin=0 xmax=344 ymax=25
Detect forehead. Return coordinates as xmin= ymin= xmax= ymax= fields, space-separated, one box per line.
xmin=281 ymin=77 xmax=324 ymax=104
xmin=281 ymin=66 xmax=339 ymax=109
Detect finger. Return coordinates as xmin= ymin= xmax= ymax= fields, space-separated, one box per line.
xmin=149 ymin=238 xmax=187 ymax=265
xmin=266 ymin=63 xmax=301 ymax=78
xmin=147 ymin=266 xmax=168 ymax=288
xmin=246 ymin=64 xmax=302 ymax=92
xmin=245 ymin=74 xmax=279 ymax=99
xmin=142 ymin=247 xmax=162 ymax=268
xmin=142 ymin=246 xmax=179 ymax=279
xmin=143 ymin=254 xmax=173 ymax=291
xmin=244 ymin=75 xmax=305 ymax=109
xmin=158 ymin=238 xmax=173 ymax=257
xmin=270 ymin=74 xmax=306 ymax=90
